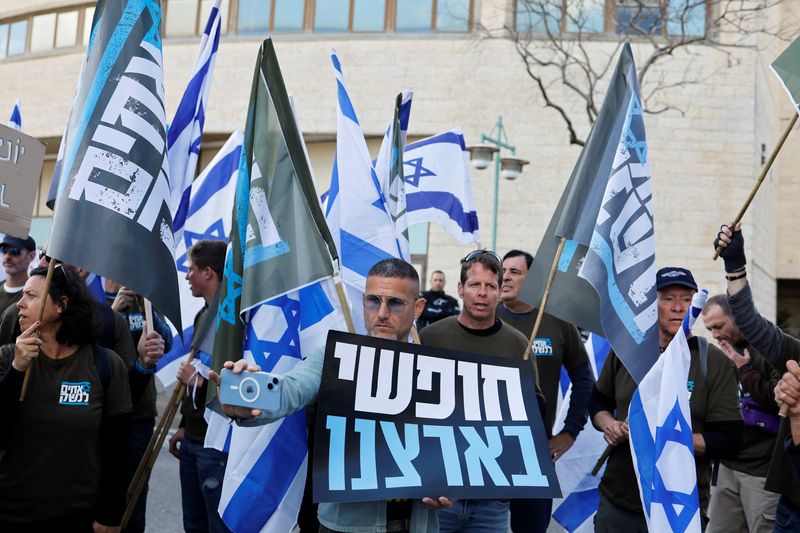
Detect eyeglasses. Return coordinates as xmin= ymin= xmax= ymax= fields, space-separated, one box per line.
xmin=363 ymin=294 xmax=408 ymax=315
xmin=461 ymin=249 xmax=501 ymax=264
xmin=1 ymin=247 xmax=21 ymax=256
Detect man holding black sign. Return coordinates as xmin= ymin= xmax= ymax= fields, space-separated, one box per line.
xmin=212 ymin=259 xmax=452 ymax=532
xmin=419 ymin=249 xmax=546 ymax=533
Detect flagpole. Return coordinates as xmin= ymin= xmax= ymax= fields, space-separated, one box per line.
xmin=713 ymin=112 xmax=798 ymax=259
xmin=333 ymin=268 xmax=355 ymax=334
xmin=122 ymin=348 xmax=197 ymax=527
xmin=523 ymin=237 xmax=567 ymax=360
xmin=19 ymin=258 xmax=57 ymax=401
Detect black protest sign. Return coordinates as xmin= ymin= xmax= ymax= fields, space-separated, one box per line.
xmin=313 ymin=330 xmax=561 ymax=502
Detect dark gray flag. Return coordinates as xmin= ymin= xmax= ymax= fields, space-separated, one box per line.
xmin=46 ymin=0 xmax=182 ymax=333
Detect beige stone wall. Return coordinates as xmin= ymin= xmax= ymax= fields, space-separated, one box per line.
xmin=1 ymin=0 xmax=797 ymax=322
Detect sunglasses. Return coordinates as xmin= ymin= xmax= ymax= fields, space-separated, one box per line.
xmin=363 ymin=294 xmax=408 ymax=315
xmin=1 ymin=247 xmax=21 ymax=256
xmin=461 ymin=249 xmax=501 ymax=264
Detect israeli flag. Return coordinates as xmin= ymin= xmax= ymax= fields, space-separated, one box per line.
xmin=214 ymin=279 xmax=346 ymax=533
xmin=168 ymin=0 xmax=221 ymax=232
xmin=550 ymin=334 xmax=610 ymax=532
xmin=8 ymin=100 xmax=21 ymax=131
xmin=156 ymin=131 xmax=242 ymax=385
xmin=404 ymin=130 xmax=480 ymax=244
xmin=375 ymin=89 xmax=413 ymax=261
xmin=84 ymin=273 xmax=106 ymax=303
xmin=628 ymin=290 xmax=708 ymax=533
xmin=325 ymin=50 xmax=402 ymax=333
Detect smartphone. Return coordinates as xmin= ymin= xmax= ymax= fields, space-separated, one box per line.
xmin=219 ymin=368 xmax=282 ymax=412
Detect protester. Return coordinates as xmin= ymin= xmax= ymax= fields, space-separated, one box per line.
xmin=497 ymin=249 xmax=594 ymax=532
xmin=0 ymin=235 xmax=35 ymax=315
xmin=589 ymin=266 xmax=742 ymax=532
xmin=417 ymin=269 xmax=459 ymax=330
xmin=104 ymin=279 xmax=171 ymax=533
xmin=419 ymin=249 xmax=545 ymax=533
xmin=211 ymin=258 xmax=452 ymax=533
xmin=716 ymin=222 xmax=800 ymax=531
xmin=701 ymin=294 xmax=780 ymax=533
xmin=167 ymin=240 xmax=231 ymax=533
xmin=0 ymin=265 xmax=132 ymax=530
xmin=774 ymin=359 xmax=800 ymax=531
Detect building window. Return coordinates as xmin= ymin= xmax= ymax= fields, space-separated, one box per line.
xmin=314 ymin=0 xmax=350 ymax=33
xmin=516 ymin=0 xmax=707 ymax=37
xmin=55 ymin=11 xmax=79 ymax=48
xmin=7 ymin=20 xmax=27 ymax=56
xmin=273 ymin=0 xmax=305 ymax=32
xmin=353 ymin=0 xmax=386 ymax=31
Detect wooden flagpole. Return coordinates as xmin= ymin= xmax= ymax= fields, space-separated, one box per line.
xmin=713 ymin=113 xmax=798 ymax=259
xmin=523 ymin=237 xmax=567 ymax=360
xmin=19 ymin=257 xmax=57 ymax=401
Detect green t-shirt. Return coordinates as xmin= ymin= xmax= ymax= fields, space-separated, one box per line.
xmin=595 ymin=337 xmax=741 ymax=514
xmin=0 ymin=344 xmax=132 ymax=521
xmin=497 ymin=304 xmax=589 ymax=432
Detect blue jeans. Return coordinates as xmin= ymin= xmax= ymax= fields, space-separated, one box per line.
xmin=179 ymin=437 xmax=231 ymax=533
xmin=774 ymin=496 xmax=800 ymax=533
xmin=438 ymin=499 xmax=510 ymax=533
xmin=510 ymin=498 xmax=552 ymax=533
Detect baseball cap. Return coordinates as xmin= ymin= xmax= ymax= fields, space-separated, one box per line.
xmin=656 ymin=267 xmax=698 ymax=291
xmin=0 ymin=235 xmax=36 ymax=251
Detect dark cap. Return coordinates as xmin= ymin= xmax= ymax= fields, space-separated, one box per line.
xmin=656 ymin=267 xmax=697 ymax=292
xmin=0 ymin=235 xmax=36 ymax=251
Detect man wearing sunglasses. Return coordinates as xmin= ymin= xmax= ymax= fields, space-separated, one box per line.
xmin=419 ymin=249 xmax=544 ymax=533
xmin=0 ymin=235 xmax=36 ymax=316
xmin=212 ymin=258 xmax=452 ymax=532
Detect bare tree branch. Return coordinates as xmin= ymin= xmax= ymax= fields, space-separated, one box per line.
xmin=482 ymin=0 xmax=794 ymax=145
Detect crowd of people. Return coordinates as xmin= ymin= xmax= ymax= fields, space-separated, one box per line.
xmin=3 ymin=224 xmax=800 ymax=533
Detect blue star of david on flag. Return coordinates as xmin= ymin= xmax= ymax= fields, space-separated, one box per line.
xmin=650 ymin=401 xmax=699 ymax=532
xmin=403 ymin=157 xmax=436 ymax=187
xmin=218 ymin=250 xmax=243 ymax=327
xmin=245 ymin=294 xmax=302 ymax=372
xmin=176 ymin=219 xmax=227 ymax=272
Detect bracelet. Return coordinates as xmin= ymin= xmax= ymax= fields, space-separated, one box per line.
xmin=135 ymin=358 xmax=157 ymax=375
xmin=726 ymin=271 xmax=747 ymax=281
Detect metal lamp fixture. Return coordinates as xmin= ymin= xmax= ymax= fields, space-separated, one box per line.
xmin=466 ymin=144 xmax=499 ymax=170
xmin=467 ymin=116 xmax=526 ymax=251
xmin=500 ymin=156 xmax=529 ymax=180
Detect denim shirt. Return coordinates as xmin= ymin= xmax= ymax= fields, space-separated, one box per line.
xmin=237 ymin=347 xmax=439 ymax=533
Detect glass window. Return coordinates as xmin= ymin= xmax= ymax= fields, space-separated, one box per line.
xmin=352 ymin=0 xmax=385 ymax=31
xmin=667 ymin=0 xmax=705 ymax=36
xmin=273 ymin=0 xmax=304 ymax=32
xmin=166 ymin=0 xmax=199 ymax=36
xmin=615 ymin=3 xmax=663 ymax=35
xmin=31 ymin=13 xmax=57 ymax=53
xmin=238 ymin=0 xmax=271 ymax=35
xmin=0 ymin=24 xmax=8 ymax=59
xmin=83 ymin=7 xmax=96 ymax=46
xmin=516 ymin=0 xmax=561 ymax=33
xmin=56 ymin=11 xmax=79 ymax=48
xmin=396 ymin=0 xmax=433 ymax=32
xmin=315 ymin=0 xmax=349 ymax=32
xmin=8 ymin=20 xmax=26 ymax=55
xmin=436 ymin=0 xmax=469 ymax=31
xmin=566 ymin=0 xmax=605 ymax=33
xmin=200 ymin=0 xmax=230 ymax=34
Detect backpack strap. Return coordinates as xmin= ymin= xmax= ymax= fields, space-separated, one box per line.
xmin=697 ymin=336 xmax=709 ymax=378
xmin=93 ymin=344 xmax=112 ymax=402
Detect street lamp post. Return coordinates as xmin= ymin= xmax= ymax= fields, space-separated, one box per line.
xmin=466 ymin=115 xmax=529 ymax=251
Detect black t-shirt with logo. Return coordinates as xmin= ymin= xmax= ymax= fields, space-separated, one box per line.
xmin=0 ymin=344 xmax=131 ymax=521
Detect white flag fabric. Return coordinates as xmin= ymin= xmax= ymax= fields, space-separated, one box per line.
xmin=156 ymin=131 xmax=242 ymax=385
xmin=550 ymin=333 xmax=610 ymax=532
xmin=324 ymin=50 xmax=402 ymax=333
xmin=404 ymin=130 xmax=480 ymax=244
xmin=628 ymin=290 xmax=708 ymax=533
xmin=374 ymin=89 xmax=413 ymax=261
xmin=167 ymin=0 xmax=221 ymax=230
